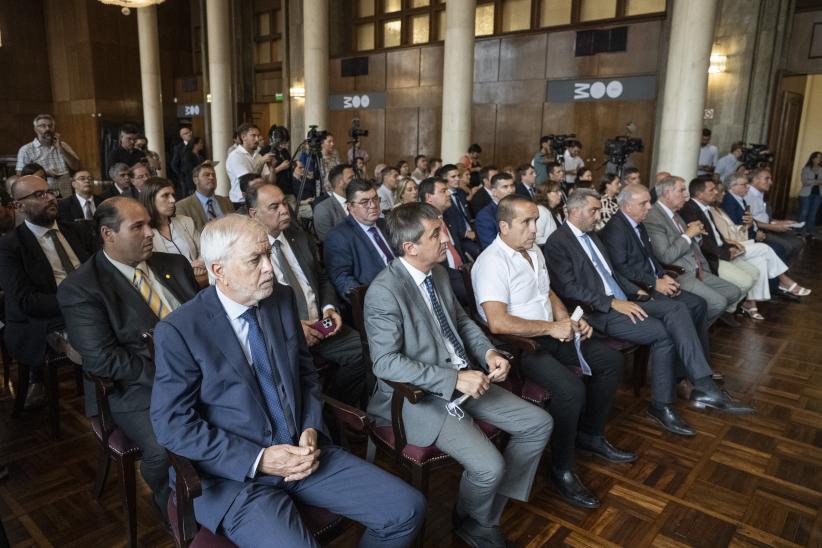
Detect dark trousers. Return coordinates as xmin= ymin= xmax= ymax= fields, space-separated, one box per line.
xmin=587 ymin=298 xmax=713 ymax=404
xmin=521 ymin=336 xmax=623 ymax=471
xmin=764 ymin=232 xmax=803 ymax=265
xmin=656 ymin=290 xmax=710 ymax=362
xmin=311 ymin=325 xmax=367 ymax=407
xmin=219 ymin=446 xmax=426 ymax=548
xmin=112 ymin=408 xmax=170 ymax=520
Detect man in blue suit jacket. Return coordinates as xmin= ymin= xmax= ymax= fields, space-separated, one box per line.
xmin=476 ymin=172 xmax=517 ymax=248
xmin=324 ymin=180 xmax=395 ymax=301
xmin=438 ymin=164 xmax=482 ymax=259
xmin=150 ymin=215 xmax=424 ymax=548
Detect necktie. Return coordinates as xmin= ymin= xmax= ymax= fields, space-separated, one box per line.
xmin=423 ymin=275 xmax=469 ymax=366
xmin=705 ymin=209 xmax=724 ymax=246
xmin=440 ymin=220 xmax=463 ymax=269
xmin=206 ymin=198 xmax=217 ymax=221
xmin=573 ymin=334 xmax=592 ymax=376
xmin=368 ymin=226 xmax=394 ymax=263
xmin=634 ymin=225 xmax=659 ymax=277
xmin=83 ymin=200 xmax=93 ymax=220
xmin=46 ymin=229 xmax=76 ymax=275
xmin=240 ymin=308 xmax=294 ymax=445
xmin=132 ymin=268 xmax=169 ymax=319
xmin=580 ymin=234 xmax=627 ymax=300
xmin=271 ymin=239 xmax=310 ymax=321
xmin=452 ymin=194 xmax=470 ymax=224
xmin=671 ymin=216 xmax=704 ymax=280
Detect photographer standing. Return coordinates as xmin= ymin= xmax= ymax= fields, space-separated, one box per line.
xmin=563 ymin=140 xmax=585 ymax=191
xmin=226 ymin=123 xmax=276 ymax=209
xmin=532 ymin=135 xmax=553 ymax=185
xmin=16 ymin=114 xmax=81 ymax=197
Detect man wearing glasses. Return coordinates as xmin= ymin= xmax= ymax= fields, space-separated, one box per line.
xmin=58 ymin=170 xmax=103 ymax=223
xmin=16 ymin=114 xmax=81 ymax=197
xmin=324 ymin=179 xmax=393 ymax=302
xmin=0 ymin=175 xmax=96 ymax=409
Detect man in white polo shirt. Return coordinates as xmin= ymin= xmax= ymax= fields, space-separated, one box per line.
xmin=225 ymin=123 xmax=275 ymax=208
xmin=471 ymin=193 xmax=633 ymax=511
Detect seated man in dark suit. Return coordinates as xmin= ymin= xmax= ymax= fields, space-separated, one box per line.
xmin=150 ymin=215 xmax=425 ymax=547
xmin=544 ymin=189 xmax=753 ymax=437
xmin=100 ymin=162 xmax=138 ymax=200
xmin=57 ymin=196 xmax=199 ymax=523
xmin=469 ymin=165 xmax=497 ymax=216
xmin=473 ymin=194 xmax=631 ymax=510
xmin=248 ymin=182 xmax=367 ymax=406
xmin=599 ymin=184 xmax=711 ymax=358
xmin=174 ymin=161 xmax=235 ymax=233
xmin=419 ymin=177 xmax=470 ymax=306
xmin=365 ymin=203 xmax=551 ymax=547
xmin=313 ymin=164 xmax=353 ymax=241
xmin=0 ymin=175 xmax=97 ymax=406
xmin=324 ymin=179 xmax=394 ymax=302
xmin=437 ymin=164 xmax=481 ymax=259
xmin=514 ymin=163 xmax=538 ymax=200
xmin=57 ymin=170 xmax=102 ymax=223
xmin=106 ymin=124 xmax=145 ymax=175
xmin=475 ymin=172 xmax=517 ymax=249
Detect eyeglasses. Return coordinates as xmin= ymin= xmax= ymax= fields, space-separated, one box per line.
xmin=351 ymin=197 xmax=381 ymax=207
xmin=15 ymin=189 xmax=57 ymax=201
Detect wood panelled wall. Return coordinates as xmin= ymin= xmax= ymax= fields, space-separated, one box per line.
xmin=328 ymin=20 xmax=661 ymax=181
xmin=0 ymin=1 xmax=54 ymax=158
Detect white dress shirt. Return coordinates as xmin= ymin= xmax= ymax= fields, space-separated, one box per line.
xmin=226 ymin=146 xmax=265 ymax=202
xmin=472 ymin=235 xmax=553 ymax=324
xmin=567 ymin=221 xmax=615 ymax=296
xmin=332 ymin=191 xmax=348 ymax=215
xmin=657 ymin=201 xmax=692 ymax=244
xmin=76 ymin=195 xmax=96 ymax=219
xmin=25 ymin=220 xmax=81 ymax=285
xmin=399 ymin=258 xmax=467 ymax=369
xmin=694 ymin=199 xmax=724 ymax=246
xmin=697 ymin=144 xmax=719 ymax=175
xmin=563 ymin=150 xmax=585 ymax=184
xmin=535 ymin=204 xmax=558 ymax=245
xmin=268 ymin=232 xmax=330 ymax=322
xmin=104 ymin=252 xmax=181 ymax=312
xmin=745 ymin=185 xmax=770 ymax=224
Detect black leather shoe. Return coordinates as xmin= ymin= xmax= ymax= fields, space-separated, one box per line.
xmin=453 ymin=514 xmax=513 ymax=548
xmin=718 ymin=312 xmax=740 ymax=327
xmin=690 ymin=389 xmax=755 ymax=415
xmin=550 ymin=469 xmax=600 ymax=509
xmin=577 ymin=437 xmax=637 ymax=464
xmin=646 ymin=404 xmax=696 ymax=436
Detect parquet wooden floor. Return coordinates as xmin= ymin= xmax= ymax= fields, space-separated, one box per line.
xmin=1 ymin=241 xmax=820 ymax=547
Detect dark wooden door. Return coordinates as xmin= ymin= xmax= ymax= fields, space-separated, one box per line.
xmin=768 ymin=90 xmax=804 ymax=218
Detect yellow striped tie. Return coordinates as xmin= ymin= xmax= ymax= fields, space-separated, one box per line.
xmin=133 ymin=268 xmax=169 ymax=319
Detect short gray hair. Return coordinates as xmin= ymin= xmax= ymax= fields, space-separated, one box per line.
xmin=33 ymin=114 xmax=54 ymax=126
xmin=566 ymin=187 xmax=600 ymax=212
xmin=108 ymin=162 xmax=129 ymax=180
xmin=724 ymin=173 xmax=747 ymax=189
xmin=386 ymin=202 xmax=440 ymax=257
xmin=200 ymin=214 xmax=267 ymax=284
xmin=616 ymin=184 xmax=649 ymax=207
xmin=655 ymin=175 xmax=683 ymax=198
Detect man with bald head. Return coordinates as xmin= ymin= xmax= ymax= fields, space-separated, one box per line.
xmin=58 ymin=170 xmax=102 ymax=223
xmin=0 ymin=175 xmax=96 ymax=409
xmin=58 ymin=196 xmax=199 ymax=523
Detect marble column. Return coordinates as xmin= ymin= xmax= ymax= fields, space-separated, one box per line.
xmin=303 ymin=0 xmax=329 ymax=130
xmin=441 ymin=0 xmax=476 ymax=164
xmin=655 ymin=0 xmax=719 ymax=181
xmin=137 ymin=6 xmax=165 ymax=172
xmin=206 ymin=0 xmax=234 ymax=196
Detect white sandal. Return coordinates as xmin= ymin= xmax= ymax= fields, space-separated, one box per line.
xmin=739 ymin=306 xmax=765 ymax=320
xmin=779 ymin=282 xmax=811 ymax=297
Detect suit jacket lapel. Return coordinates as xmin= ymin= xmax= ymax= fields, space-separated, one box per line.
xmin=96 ymin=253 xmax=159 ymax=325
xmin=349 ymin=217 xmax=386 ymax=266
xmin=19 ymin=224 xmax=56 ymax=290
xmin=147 ymin=255 xmax=191 ymax=304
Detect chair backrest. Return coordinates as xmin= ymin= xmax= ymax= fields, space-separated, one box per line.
xmin=347 ymin=284 xmax=371 ymax=357
xmin=458 ymin=264 xmax=480 ymax=319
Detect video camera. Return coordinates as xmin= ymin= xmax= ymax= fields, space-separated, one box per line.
xmin=547 ymin=133 xmax=576 ymax=162
xmin=306 ymin=125 xmax=327 ymax=154
xmin=740 ymin=144 xmax=773 ymax=169
xmin=604 ymin=136 xmax=644 ymax=166
xmin=349 ymin=118 xmax=368 ymax=141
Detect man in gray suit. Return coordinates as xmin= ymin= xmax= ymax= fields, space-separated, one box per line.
xmin=174 ymin=161 xmax=234 ymax=233
xmin=313 ymin=164 xmax=353 ymax=240
xmin=364 ymin=203 xmax=552 ymax=548
xmin=643 ymin=175 xmax=743 ymax=325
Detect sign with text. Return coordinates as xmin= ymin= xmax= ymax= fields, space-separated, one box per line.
xmin=176 ymin=103 xmax=204 ymax=117
xmin=546 ymin=76 xmax=656 ymax=103
xmin=329 ymin=93 xmax=385 ymax=110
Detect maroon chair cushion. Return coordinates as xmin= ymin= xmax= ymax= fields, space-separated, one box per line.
xmin=372 ymin=419 xmax=500 ymax=466
xmin=166 ymin=494 xmax=343 ymax=547
xmin=520 ymin=380 xmax=551 ymax=404
xmin=89 ymin=416 xmax=141 ymax=457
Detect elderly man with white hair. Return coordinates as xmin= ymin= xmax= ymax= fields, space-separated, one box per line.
xmin=150 ymin=214 xmax=425 ymax=548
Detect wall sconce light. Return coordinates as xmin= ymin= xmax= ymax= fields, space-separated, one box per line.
xmin=206 ymin=93 xmax=212 ymax=103
xmin=708 ymin=54 xmax=727 ymax=74
xmin=289 ymin=86 xmax=306 ymax=98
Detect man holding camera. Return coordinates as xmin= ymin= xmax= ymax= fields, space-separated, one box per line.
xmin=16 ymin=114 xmax=81 ymax=196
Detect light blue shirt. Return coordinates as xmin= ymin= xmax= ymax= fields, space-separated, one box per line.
xmin=745 ymin=185 xmax=769 ymax=224
xmin=567 ymin=220 xmax=614 ymax=296
xmin=195 ymin=191 xmax=223 ymax=220
xmin=355 ymin=220 xmax=392 ymax=265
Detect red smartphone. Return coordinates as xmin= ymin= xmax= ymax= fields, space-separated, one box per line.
xmin=311 ymin=317 xmax=337 ymax=337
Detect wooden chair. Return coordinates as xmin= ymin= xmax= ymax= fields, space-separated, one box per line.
xmin=166 ymin=393 xmax=366 ymax=548
xmin=87 ymin=372 xmax=143 ymax=548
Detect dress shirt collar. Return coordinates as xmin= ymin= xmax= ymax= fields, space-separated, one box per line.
xmin=566 ymin=220 xmax=588 ymax=239
xmin=104 ymin=251 xmax=150 ymax=283
xmin=748 ymin=186 xmax=764 ymax=199
xmin=333 ymin=191 xmax=347 ymax=209
xmin=215 ymin=285 xmax=252 ymax=321
xmin=657 ymin=201 xmax=676 ymax=220
xmin=731 ymin=193 xmax=746 ymax=207
xmin=195 ymin=191 xmax=214 ymax=206
xmin=25 ymin=220 xmax=58 ymax=239
xmin=76 ymin=194 xmax=93 ymax=208
xmin=493 ymin=234 xmax=538 ymax=263
xmin=355 ymin=218 xmax=378 ymax=233
xmin=237 ymin=146 xmax=258 ymax=158
xmin=693 ymin=199 xmax=711 ymax=213
xmin=621 ymin=211 xmax=641 ymax=230
xmin=267 ymin=231 xmax=288 ymax=248
xmin=399 ymin=257 xmax=430 ymax=285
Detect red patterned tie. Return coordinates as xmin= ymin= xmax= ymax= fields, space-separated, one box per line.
xmin=441 ymin=220 xmax=463 ymax=268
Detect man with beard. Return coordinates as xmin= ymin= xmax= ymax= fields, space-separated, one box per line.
xmin=57 ymin=197 xmax=199 ymax=526
xmin=16 ymin=114 xmax=81 ymax=195
xmin=0 ymin=176 xmax=96 ymax=408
